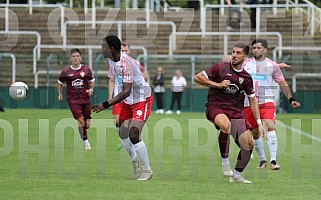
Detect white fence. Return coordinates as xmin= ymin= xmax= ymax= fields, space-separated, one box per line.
xmin=170 ymin=31 xmax=283 ymax=58
xmin=0 ymin=53 xmax=16 ymax=83
xmin=33 ymin=45 xmax=147 ymax=88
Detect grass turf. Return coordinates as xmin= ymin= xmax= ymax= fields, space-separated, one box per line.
xmin=0 ymin=109 xmax=321 ymax=199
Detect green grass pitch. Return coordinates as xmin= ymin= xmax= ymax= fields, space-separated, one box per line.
xmin=0 ymin=109 xmax=321 ymax=199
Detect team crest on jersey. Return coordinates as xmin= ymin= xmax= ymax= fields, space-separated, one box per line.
xmin=80 ymin=71 xmax=85 ymax=77
xmin=239 ymin=77 xmax=244 ymax=84
xmin=136 ymin=110 xmax=143 ymax=117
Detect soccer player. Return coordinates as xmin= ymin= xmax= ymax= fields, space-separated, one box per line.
xmin=243 ymin=39 xmax=300 ymax=170
xmin=57 ymin=48 xmax=95 ymax=150
xmin=107 ymin=42 xmax=133 ymax=151
xmin=92 ymin=35 xmax=153 ymax=181
xmin=194 ymin=43 xmax=264 ymax=184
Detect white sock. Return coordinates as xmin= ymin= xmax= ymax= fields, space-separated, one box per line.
xmin=233 ymin=170 xmax=241 ymax=177
xmin=222 ymin=158 xmax=230 ymax=165
xmin=254 ymin=137 xmax=267 ymax=161
xmin=267 ymin=131 xmax=278 ymax=162
xmin=84 ymin=139 xmax=90 ymax=145
xmin=121 ymin=138 xmax=137 ymax=161
xmin=134 ymin=140 xmax=151 ymax=171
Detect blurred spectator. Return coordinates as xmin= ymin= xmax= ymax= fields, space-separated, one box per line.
xmin=165 ymin=69 xmax=187 ymax=115
xmin=248 ymin=0 xmax=259 ymax=29
xmin=140 ymin=64 xmax=150 ymax=83
xmin=153 ymin=66 xmax=165 ymax=114
xmin=226 ymin=0 xmax=242 ymax=31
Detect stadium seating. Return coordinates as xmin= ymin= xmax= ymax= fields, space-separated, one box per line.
xmin=1 ymin=7 xmax=321 ymax=90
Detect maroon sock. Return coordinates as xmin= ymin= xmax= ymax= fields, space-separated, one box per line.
xmin=82 ymin=126 xmax=88 ymax=141
xmin=235 ymin=148 xmax=252 ymax=172
xmin=78 ymin=126 xmax=87 ymax=141
xmin=218 ymin=131 xmax=230 ymax=158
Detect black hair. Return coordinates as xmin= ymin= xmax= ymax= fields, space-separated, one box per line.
xmin=70 ymin=48 xmax=81 ymax=55
xmin=251 ymin=39 xmax=268 ymax=48
xmin=104 ymin=35 xmax=121 ymax=52
xmin=233 ymin=43 xmax=250 ymax=55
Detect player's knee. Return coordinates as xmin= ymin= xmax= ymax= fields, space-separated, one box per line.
xmin=220 ymin=123 xmax=231 ymax=133
xmin=129 ymin=127 xmax=140 ymax=144
xmin=77 ymin=117 xmax=85 ymax=127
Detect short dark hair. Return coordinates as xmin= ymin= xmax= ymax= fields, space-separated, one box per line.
xmin=70 ymin=48 xmax=81 ymax=55
xmin=251 ymin=39 xmax=268 ymax=48
xmin=121 ymin=42 xmax=131 ymax=50
xmin=104 ymin=35 xmax=121 ymax=52
xmin=233 ymin=43 xmax=250 ymax=55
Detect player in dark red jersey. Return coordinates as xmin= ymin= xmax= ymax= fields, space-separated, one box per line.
xmin=194 ymin=43 xmax=264 ymax=184
xmin=57 ymin=48 xmax=95 ymax=150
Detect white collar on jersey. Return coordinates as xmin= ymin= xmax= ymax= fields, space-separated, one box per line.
xmin=231 ymin=63 xmax=243 ymax=73
xmin=70 ymin=64 xmax=82 ymax=70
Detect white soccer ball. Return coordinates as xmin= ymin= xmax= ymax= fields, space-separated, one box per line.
xmin=9 ymin=82 xmax=29 ymax=100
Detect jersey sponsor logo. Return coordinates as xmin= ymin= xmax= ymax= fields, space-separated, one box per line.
xmin=225 ymin=73 xmax=232 ymax=76
xmin=71 ymin=79 xmax=84 ymax=87
xmin=80 ymin=71 xmax=85 ymax=77
xmin=225 ymin=83 xmax=239 ymax=94
xmin=250 ymin=73 xmax=267 ymax=81
xmin=68 ymin=74 xmax=73 ymax=76
xmin=115 ymin=75 xmax=123 ymax=85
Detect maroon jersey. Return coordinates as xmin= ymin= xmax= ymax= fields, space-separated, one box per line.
xmin=58 ymin=65 xmax=95 ymax=104
xmin=204 ymin=62 xmax=254 ymax=110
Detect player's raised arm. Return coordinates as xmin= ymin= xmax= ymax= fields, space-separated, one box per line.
xmin=194 ymin=71 xmax=230 ymax=88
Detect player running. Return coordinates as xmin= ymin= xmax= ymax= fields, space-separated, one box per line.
xmin=57 ymin=48 xmax=95 ymax=150
xmin=243 ymin=39 xmax=300 ymax=170
xmin=194 ymin=43 xmax=264 ymax=184
xmin=92 ymin=35 xmax=153 ymax=181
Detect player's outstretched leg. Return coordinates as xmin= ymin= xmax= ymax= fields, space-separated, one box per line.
xmin=134 ymin=140 xmax=153 ymax=181
xmin=254 ymin=136 xmax=267 ymax=169
xmin=267 ymin=130 xmax=280 ymax=170
xmin=128 ymin=125 xmax=152 ymax=181
xmin=229 ymin=130 xmax=253 ymax=184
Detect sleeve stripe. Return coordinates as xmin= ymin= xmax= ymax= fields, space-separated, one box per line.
xmin=201 ymin=71 xmax=209 ymax=79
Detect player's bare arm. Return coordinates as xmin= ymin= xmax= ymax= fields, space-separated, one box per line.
xmin=248 ymin=96 xmax=266 ymax=138
xmin=91 ymin=82 xmax=132 ymax=113
xmin=57 ymin=83 xmax=63 ymax=101
xmin=86 ymin=81 xmax=95 ymax=96
xmin=108 ymin=78 xmax=115 ymax=100
xmin=278 ymin=63 xmax=292 ymax=69
xmin=279 ymin=80 xmax=300 ymax=108
xmin=194 ymin=71 xmax=230 ymax=88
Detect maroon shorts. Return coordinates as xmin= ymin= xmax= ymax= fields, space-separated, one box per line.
xmin=68 ymin=103 xmax=92 ymax=120
xmin=206 ymin=106 xmax=251 ymax=137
